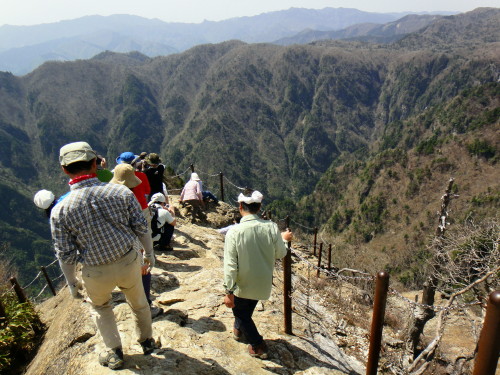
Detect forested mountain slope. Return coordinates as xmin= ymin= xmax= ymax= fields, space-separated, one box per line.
xmin=0 ymin=8 xmax=498 ymax=287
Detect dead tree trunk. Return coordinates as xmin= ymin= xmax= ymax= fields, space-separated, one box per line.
xmin=407 ymin=178 xmax=456 ymax=358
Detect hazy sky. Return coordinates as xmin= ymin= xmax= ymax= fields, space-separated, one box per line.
xmin=1 ymin=0 xmax=498 ymax=26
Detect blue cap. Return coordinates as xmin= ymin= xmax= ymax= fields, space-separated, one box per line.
xmin=116 ymin=151 xmax=136 ymax=164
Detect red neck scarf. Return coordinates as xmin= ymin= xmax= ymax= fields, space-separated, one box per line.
xmin=68 ymin=173 xmax=97 ymax=185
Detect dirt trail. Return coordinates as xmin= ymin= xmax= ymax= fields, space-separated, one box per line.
xmin=26 ymin=203 xmax=365 ymax=374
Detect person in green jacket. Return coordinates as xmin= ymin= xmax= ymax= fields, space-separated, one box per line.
xmin=223 ymin=189 xmax=293 ymax=359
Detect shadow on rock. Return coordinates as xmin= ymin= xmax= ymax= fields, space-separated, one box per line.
xmin=158 ymin=308 xmax=188 ymax=326
xmin=174 ymin=229 xmax=209 ymax=250
xmin=262 ymin=339 xmax=360 ymax=375
xmin=152 ymin=272 xmax=180 ymax=292
xmin=124 ymin=349 xmax=231 ymax=374
xmin=156 ymin=259 xmax=202 ymax=273
xmin=187 ymin=316 xmax=227 ymax=334
xmin=157 ymin=309 xmax=226 ymax=336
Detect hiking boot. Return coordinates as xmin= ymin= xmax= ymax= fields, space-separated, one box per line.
xmin=150 ymin=305 xmax=164 ymax=319
xmin=99 ymin=347 xmax=124 ymax=370
xmin=233 ymin=327 xmax=243 ymax=341
xmin=248 ymin=341 xmax=268 ymax=359
xmin=139 ymin=337 xmax=157 ymax=355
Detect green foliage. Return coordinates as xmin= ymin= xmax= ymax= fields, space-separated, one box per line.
xmin=470 ymin=190 xmax=500 ymax=208
xmin=360 ymin=194 xmax=387 ymax=225
xmin=466 ymin=138 xmax=496 ymax=160
xmin=266 ymin=199 xmax=297 ymax=223
xmin=0 ymin=183 xmax=55 ymax=288
xmin=327 ymin=208 xmax=354 ymax=233
xmin=380 ymin=121 xmax=404 ymax=150
xmin=0 ymin=293 xmax=44 ymax=373
xmin=416 ymin=132 xmax=442 ymax=155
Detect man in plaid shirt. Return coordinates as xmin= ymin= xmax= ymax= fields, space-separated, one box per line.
xmin=50 ymin=141 xmax=156 ymax=370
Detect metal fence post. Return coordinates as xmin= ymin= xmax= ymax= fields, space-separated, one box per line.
xmin=316 ymin=243 xmax=323 ymax=277
xmin=283 ymin=215 xmax=292 ymax=335
xmin=9 ymin=277 xmax=28 ymax=304
xmin=219 ymin=172 xmax=224 ymax=202
xmin=366 ymin=271 xmax=390 ymax=375
xmin=190 ymin=164 xmax=195 ymax=173
xmin=313 ymin=227 xmax=318 ymax=256
xmin=472 ymin=290 xmax=500 ymax=375
xmin=328 ymin=244 xmax=332 ymax=271
xmin=40 ymin=266 xmax=56 ymax=296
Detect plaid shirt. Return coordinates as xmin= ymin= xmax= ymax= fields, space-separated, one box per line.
xmin=50 ymin=177 xmax=148 ymax=266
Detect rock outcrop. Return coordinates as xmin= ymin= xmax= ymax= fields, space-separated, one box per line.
xmin=26 ymin=201 xmax=364 ymax=374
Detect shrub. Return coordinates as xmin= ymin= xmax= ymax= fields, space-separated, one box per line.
xmin=0 ymin=293 xmax=44 ymax=373
xmin=467 ymin=138 xmax=496 ymax=160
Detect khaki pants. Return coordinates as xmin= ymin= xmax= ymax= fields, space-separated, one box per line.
xmin=82 ymin=250 xmax=152 ymax=350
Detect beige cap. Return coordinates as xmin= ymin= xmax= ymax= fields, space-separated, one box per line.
xmin=59 ymin=142 xmax=97 ymax=166
xmin=110 ymin=163 xmax=142 ymax=189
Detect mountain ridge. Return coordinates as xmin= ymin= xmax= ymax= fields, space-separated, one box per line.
xmin=0 ymin=8 xmax=457 ymax=75
xmin=0 ymin=7 xmax=498 ymax=292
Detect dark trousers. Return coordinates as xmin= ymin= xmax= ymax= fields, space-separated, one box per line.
xmin=142 ymin=273 xmax=152 ymax=305
xmin=184 ymin=199 xmax=204 ymax=221
xmin=232 ymin=296 xmax=263 ymax=347
xmin=202 ymin=191 xmax=218 ymax=202
xmin=157 ymin=224 xmax=174 ymax=247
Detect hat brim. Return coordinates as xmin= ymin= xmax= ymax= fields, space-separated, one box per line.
xmin=110 ymin=175 xmax=142 ymax=189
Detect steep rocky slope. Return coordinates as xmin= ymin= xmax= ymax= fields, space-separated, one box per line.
xmin=25 ymin=201 xmax=364 ymax=375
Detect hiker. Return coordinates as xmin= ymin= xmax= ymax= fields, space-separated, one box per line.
xmin=96 ymin=154 xmax=113 ymax=182
xmin=148 ymin=192 xmax=176 ymax=251
xmin=50 ymin=141 xmax=157 ymax=370
xmin=191 ymin=172 xmax=219 ymax=204
xmin=131 ymin=151 xmax=148 ymax=172
xmin=33 ymin=189 xmax=70 ymax=217
xmin=143 ymin=153 xmax=165 ymax=200
xmin=116 ymin=151 xmax=152 ymax=213
xmin=218 ymin=217 xmax=241 ymax=235
xmin=110 ymin=163 xmax=163 ymax=319
xmin=223 ymin=189 xmax=292 ymax=359
xmin=179 ymin=172 xmax=205 ymax=222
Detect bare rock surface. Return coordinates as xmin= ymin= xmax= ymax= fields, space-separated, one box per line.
xmin=26 ymin=201 xmax=364 ymax=374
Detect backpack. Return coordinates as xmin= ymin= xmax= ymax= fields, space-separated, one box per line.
xmin=150 ymin=205 xmax=162 ymax=237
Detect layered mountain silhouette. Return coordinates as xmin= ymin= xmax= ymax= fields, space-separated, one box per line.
xmin=0 ymin=8 xmax=454 ymax=75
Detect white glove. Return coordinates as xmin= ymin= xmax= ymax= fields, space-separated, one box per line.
xmin=138 ymin=232 xmax=155 ymax=272
xmin=59 ymin=260 xmax=83 ymax=299
xmin=68 ymin=279 xmax=83 ymax=299
xmin=143 ymin=253 xmax=155 ymax=272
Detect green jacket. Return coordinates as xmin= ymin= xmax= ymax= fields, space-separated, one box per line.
xmin=223 ymin=214 xmax=288 ymax=301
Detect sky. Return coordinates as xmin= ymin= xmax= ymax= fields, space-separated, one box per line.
xmin=1 ymin=0 xmax=498 ymax=26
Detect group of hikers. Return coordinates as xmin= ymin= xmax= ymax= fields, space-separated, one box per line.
xmin=33 ymin=141 xmax=293 ymax=370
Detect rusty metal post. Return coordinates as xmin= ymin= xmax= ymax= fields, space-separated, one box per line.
xmin=366 ymin=271 xmax=390 ymax=375
xmin=190 ymin=164 xmax=195 ymax=173
xmin=313 ymin=227 xmax=318 ymax=256
xmin=40 ymin=266 xmax=56 ymax=296
xmin=328 ymin=244 xmax=332 ymax=271
xmin=316 ymin=243 xmax=323 ymax=277
xmin=283 ymin=215 xmax=292 ymax=335
xmin=219 ymin=172 xmax=224 ymax=202
xmin=472 ymin=290 xmax=500 ymax=375
xmin=9 ymin=277 xmax=28 ymax=303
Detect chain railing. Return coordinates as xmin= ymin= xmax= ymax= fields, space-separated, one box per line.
xmin=274 ymin=213 xmax=499 ymax=374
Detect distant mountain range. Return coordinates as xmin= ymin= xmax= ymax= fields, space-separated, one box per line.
xmin=0 ymin=8 xmax=456 ymax=75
